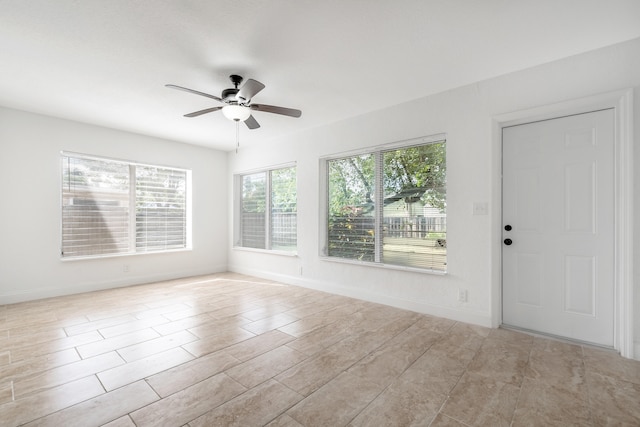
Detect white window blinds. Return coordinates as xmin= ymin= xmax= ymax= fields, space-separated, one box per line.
xmin=136 ymin=166 xmax=187 ymax=252
xmin=327 ymin=154 xmax=375 ymax=262
xmin=270 ymin=167 xmax=297 ymax=251
xmin=236 ymin=166 xmax=297 ymax=252
xmin=61 ymin=153 xmax=190 ymax=259
xmin=62 ymin=156 xmax=130 ymax=257
xmin=240 ymin=172 xmax=267 ymax=249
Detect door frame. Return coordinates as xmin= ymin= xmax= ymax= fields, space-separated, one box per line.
xmin=492 ymin=89 xmax=634 ymax=358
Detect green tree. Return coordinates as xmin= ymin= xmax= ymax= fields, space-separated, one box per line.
xmin=328 ymin=154 xmax=375 ymax=216
xmin=383 ymin=141 xmax=446 ymax=211
xmin=242 ymin=172 xmax=267 ymax=213
xmin=326 ymin=142 xmax=446 ymax=260
xmin=327 ymin=142 xmax=446 ymax=215
xmin=327 ymin=154 xmax=375 ymax=260
xmin=271 ymin=167 xmax=297 ymax=213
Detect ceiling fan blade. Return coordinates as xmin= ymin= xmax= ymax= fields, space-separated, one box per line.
xmin=237 ymin=79 xmax=265 ymax=103
xmin=184 ymin=106 xmax=223 ymax=117
xmin=244 ymin=115 xmax=260 ymax=129
xmin=251 ymin=104 xmax=302 ymax=118
xmin=165 ymin=84 xmax=222 ymax=102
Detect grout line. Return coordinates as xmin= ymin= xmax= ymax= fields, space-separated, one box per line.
xmin=270 ymin=381 xmax=307 ymax=427
xmin=433 ymin=412 xmax=473 ymax=427
xmin=143 ymin=378 xmax=162 ymax=400
xmin=4 ymin=273 xmax=638 ymax=425
xmin=72 ymin=346 xmax=82 ymax=361
xmin=428 ymin=396 xmax=451 ymax=426
xmin=507 ymin=341 xmax=533 ymax=426
xmin=581 ymin=345 xmax=597 ymax=426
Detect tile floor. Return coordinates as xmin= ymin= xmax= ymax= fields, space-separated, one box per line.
xmin=0 ymin=273 xmax=639 ymax=426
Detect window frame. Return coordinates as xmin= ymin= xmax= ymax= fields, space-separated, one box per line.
xmin=60 ymin=152 xmax=192 ymax=260
xmin=233 ymin=163 xmax=298 ymax=255
xmin=319 ymin=134 xmax=447 ymax=274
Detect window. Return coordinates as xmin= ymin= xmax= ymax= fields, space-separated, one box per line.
xmin=61 ymin=153 xmax=190 ymax=258
xmin=324 ymin=137 xmax=446 ymax=271
xmin=236 ymin=166 xmax=297 ymax=252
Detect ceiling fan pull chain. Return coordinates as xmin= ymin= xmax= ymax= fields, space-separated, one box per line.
xmin=235 ymin=120 xmax=240 ymax=153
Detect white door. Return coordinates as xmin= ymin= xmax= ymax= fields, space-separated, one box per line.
xmin=502 ymin=109 xmax=615 ymax=347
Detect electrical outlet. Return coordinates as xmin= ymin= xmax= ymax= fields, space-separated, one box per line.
xmin=123 ymin=264 xmax=130 ymax=273
xmin=458 ymin=288 xmax=468 ymax=303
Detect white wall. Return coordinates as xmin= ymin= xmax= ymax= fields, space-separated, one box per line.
xmin=0 ymin=38 xmax=636 ymax=357
xmin=0 ymin=108 xmax=228 ymax=303
xmin=228 ymin=37 xmax=640 ymax=356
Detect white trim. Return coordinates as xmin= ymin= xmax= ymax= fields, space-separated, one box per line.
xmin=493 ymin=89 xmax=634 ymax=359
xmin=318 ymin=156 xmax=329 ymax=257
xmin=319 ymin=255 xmax=447 ymax=276
xmin=232 ymin=246 xmax=298 ymax=257
xmin=59 ymin=247 xmax=193 ymax=262
xmin=319 ymin=133 xmax=447 ymax=161
xmin=60 ymin=150 xmax=191 ymax=172
xmin=614 ymin=89 xmax=634 ymax=359
xmin=228 ymin=264 xmax=491 ymax=327
xmin=0 ymin=266 xmax=226 ymax=305
xmin=234 ymin=161 xmax=297 ymax=176
xmin=185 ymin=169 xmax=193 ymax=249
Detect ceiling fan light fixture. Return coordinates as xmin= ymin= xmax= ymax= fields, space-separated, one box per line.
xmin=166 ymin=75 xmax=301 ymax=133
xmin=222 ymin=104 xmax=251 ymax=122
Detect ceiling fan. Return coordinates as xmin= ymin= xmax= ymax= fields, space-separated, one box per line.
xmin=166 ymin=74 xmax=302 ymax=130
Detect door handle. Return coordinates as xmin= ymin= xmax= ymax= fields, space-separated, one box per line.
xmin=504 ymin=238 xmax=513 ymax=246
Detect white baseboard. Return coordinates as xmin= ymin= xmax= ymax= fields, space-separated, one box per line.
xmin=0 ymin=265 xmax=226 ymax=305
xmin=229 ymin=265 xmax=493 ymax=328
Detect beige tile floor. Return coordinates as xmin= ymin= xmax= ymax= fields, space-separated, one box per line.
xmin=1 ymin=272 xmax=639 ymax=426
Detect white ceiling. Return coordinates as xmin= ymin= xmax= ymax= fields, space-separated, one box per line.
xmin=1 ymin=1 xmax=639 ymax=151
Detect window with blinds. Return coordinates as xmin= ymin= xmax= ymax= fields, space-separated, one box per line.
xmin=325 ymin=137 xmax=446 ymax=272
xmin=136 ymin=166 xmax=187 ymax=252
xmin=270 ymin=167 xmax=297 ymax=251
xmin=236 ymin=166 xmax=296 ymax=252
xmin=327 ymin=154 xmax=375 ymax=262
xmin=61 ymin=153 xmax=190 ymax=259
xmin=240 ymin=172 xmax=267 ymax=249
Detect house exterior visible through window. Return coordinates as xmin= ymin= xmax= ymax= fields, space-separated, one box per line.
xmin=61 ymin=153 xmax=190 ymax=259
xmin=236 ymin=165 xmax=297 ymax=252
xmin=324 ymin=136 xmax=446 ymax=272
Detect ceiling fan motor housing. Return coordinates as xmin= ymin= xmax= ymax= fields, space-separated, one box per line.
xmin=222 ymin=74 xmax=245 ymax=103
xmin=221 ymin=88 xmax=239 ymax=103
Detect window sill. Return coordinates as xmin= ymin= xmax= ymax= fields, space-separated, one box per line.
xmin=319 ymin=255 xmax=447 ymax=275
xmin=233 ymin=246 xmax=298 ymax=257
xmin=60 ymin=247 xmax=193 ymax=262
